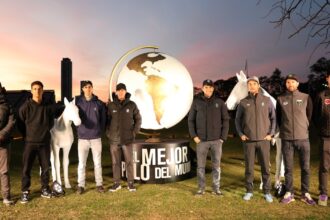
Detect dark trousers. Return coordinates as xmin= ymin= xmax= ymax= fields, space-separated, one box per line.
xmin=110 ymin=144 xmax=134 ymax=183
xmin=243 ymin=141 xmax=271 ymax=194
xmin=319 ymin=137 xmax=330 ymax=195
xmin=21 ymin=143 xmax=50 ymax=192
xmin=0 ymin=145 xmax=10 ymax=199
xmin=196 ymin=140 xmax=223 ymax=191
xmin=282 ymin=139 xmax=310 ymax=194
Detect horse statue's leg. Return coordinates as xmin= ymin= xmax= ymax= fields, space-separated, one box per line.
xmin=275 ymin=137 xmax=285 ymax=187
xmin=53 ymin=145 xmax=62 ymax=186
xmin=63 ymin=145 xmax=72 ymax=188
xmin=50 ymin=142 xmax=57 ymax=183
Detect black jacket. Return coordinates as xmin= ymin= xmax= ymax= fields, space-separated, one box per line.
xmin=314 ymin=88 xmax=330 ymax=137
xmin=276 ymin=90 xmax=313 ymax=140
xmin=188 ymin=93 xmax=229 ymax=141
xmin=19 ymin=99 xmax=56 ymax=144
xmin=235 ymin=93 xmax=276 ymax=141
xmin=106 ymin=93 xmax=142 ymax=145
xmin=0 ymin=93 xmax=15 ymax=147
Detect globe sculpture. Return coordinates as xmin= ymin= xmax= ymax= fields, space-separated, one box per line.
xmin=115 ymin=52 xmax=193 ymax=130
xmin=109 ymin=47 xmax=194 ymax=183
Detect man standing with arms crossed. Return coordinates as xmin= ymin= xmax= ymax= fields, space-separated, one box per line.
xmin=235 ymin=76 xmax=275 ymax=203
xmin=76 ymin=80 xmax=107 ymax=194
xmin=277 ymin=74 xmax=315 ymax=205
xmin=188 ymin=79 xmax=229 ymax=196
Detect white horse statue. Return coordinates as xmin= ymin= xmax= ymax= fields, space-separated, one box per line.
xmin=226 ymin=70 xmax=284 ymax=188
xmin=50 ymin=97 xmax=81 ymax=188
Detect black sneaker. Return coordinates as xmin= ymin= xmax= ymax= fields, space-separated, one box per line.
xmin=76 ymin=186 xmax=85 ymax=195
xmin=41 ymin=188 xmax=52 ymax=198
xmin=195 ymin=189 xmax=205 ymax=196
xmin=96 ymin=185 xmax=105 ymax=193
xmin=212 ymin=189 xmax=223 ymax=196
xmin=20 ymin=191 xmax=29 ymax=204
xmin=109 ymin=183 xmax=121 ymax=192
xmin=128 ymin=182 xmax=136 ymax=192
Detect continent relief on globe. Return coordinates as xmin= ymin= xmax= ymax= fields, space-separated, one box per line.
xmin=127 ymin=53 xmax=176 ymax=125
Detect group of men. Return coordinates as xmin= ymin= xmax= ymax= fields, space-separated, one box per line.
xmin=0 ymin=73 xmax=330 ymax=207
xmin=0 ymin=80 xmax=141 ymax=205
xmin=188 ymin=73 xmax=330 ymax=206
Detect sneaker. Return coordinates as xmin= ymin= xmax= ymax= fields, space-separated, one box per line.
xmin=109 ymin=183 xmax=121 ymax=192
xmin=41 ymin=188 xmax=52 ymax=198
xmin=127 ymin=182 xmax=136 ymax=192
xmin=3 ymin=198 xmax=14 ymax=206
xmin=243 ymin=192 xmax=253 ymax=201
xmin=264 ymin=193 xmax=273 ymax=203
xmin=212 ymin=189 xmax=223 ymax=196
xmin=281 ymin=192 xmax=295 ymax=204
xmin=76 ymin=186 xmax=85 ymax=195
xmin=318 ymin=194 xmax=328 ymax=206
xmin=301 ymin=193 xmax=316 ymax=205
xmin=20 ymin=191 xmax=29 ymax=204
xmin=96 ymin=185 xmax=105 ymax=193
xmin=195 ymin=189 xmax=205 ymax=196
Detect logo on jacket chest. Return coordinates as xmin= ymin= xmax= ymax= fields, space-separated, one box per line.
xmin=126 ymin=109 xmax=130 ymax=113
xmin=325 ymin=99 xmax=330 ymax=105
xmin=283 ymin=101 xmax=288 ymax=106
xmin=215 ymin=103 xmax=219 ymax=108
xmin=296 ymin=99 xmax=303 ymax=106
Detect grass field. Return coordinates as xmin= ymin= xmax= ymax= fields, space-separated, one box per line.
xmin=0 ymin=120 xmax=330 ymax=219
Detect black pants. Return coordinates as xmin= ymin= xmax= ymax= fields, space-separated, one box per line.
xmin=21 ymin=143 xmax=50 ymax=192
xmin=319 ymin=137 xmax=330 ymax=195
xmin=243 ymin=140 xmax=271 ymax=194
xmin=282 ymin=139 xmax=310 ymax=194
xmin=110 ymin=144 xmax=134 ymax=183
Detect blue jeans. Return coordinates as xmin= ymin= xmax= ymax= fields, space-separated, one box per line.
xmin=196 ymin=139 xmax=223 ymax=191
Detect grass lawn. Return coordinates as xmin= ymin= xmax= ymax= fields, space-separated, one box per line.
xmin=1 ymin=120 xmax=330 ymax=219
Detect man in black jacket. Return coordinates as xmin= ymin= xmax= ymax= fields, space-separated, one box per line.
xmin=0 ymin=83 xmax=15 ymax=206
xmin=107 ymin=83 xmax=141 ymax=192
xmin=188 ymin=79 xmax=229 ymax=196
xmin=19 ymin=81 xmax=55 ymax=203
xmin=235 ymin=76 xmax=275 ymax=203
xmin=314 ymin=72 xmax=330 ymax=206
xmin=277 ymin=74 xmax=315 ymax=205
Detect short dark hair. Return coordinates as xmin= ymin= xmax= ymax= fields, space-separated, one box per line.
xmin=31 ymin=81 xmax=44 ymax=88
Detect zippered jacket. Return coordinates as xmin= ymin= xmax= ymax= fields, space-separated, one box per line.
xmin=313 ymin=88 xmax=330 ymax=137
xmin=188 ymin=92 xmax=229 ymax=141
xmin=235 ymin=93 xmax=276 ymax=141
xmin=0 ymin=93 xmax=15 ymax=146
xmin=106 ymin=92 xmax=141 ymax=145
xmin=276 ymin=90 xmax=312 ymax=140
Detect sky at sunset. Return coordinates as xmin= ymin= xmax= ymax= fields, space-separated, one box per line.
xmin=0 ymin=0 xmax=328 ymax=101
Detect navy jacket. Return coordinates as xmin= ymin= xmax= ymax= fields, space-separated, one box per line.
xmin=76 ymin=95 xmax=107 ymax=139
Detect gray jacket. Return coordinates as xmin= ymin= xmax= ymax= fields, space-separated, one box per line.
xmin=235 ymin=93 xmax=276 ymax=141
xmin=276 ymin=90 xmax=313 ymax=140
xmin=0 ymin=93 xmax=15 ymax=147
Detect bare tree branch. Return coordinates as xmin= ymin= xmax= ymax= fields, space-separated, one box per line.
xmin=259 ymin=0 xmax=330 ymax=54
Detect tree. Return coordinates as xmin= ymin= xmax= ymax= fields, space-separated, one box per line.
xmin=259 ymin=0 xmax=330 ymax=53
xmin=308 ymin=57 xmax=330 ymax=97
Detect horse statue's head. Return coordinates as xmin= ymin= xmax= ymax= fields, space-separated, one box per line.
xmin=226 ymin=70 xmax=248 ymax=110
xmin=63 ymin=97 xmax=81 ymax=126
xmin=225 ymin=71 xmax=276 ymax=110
